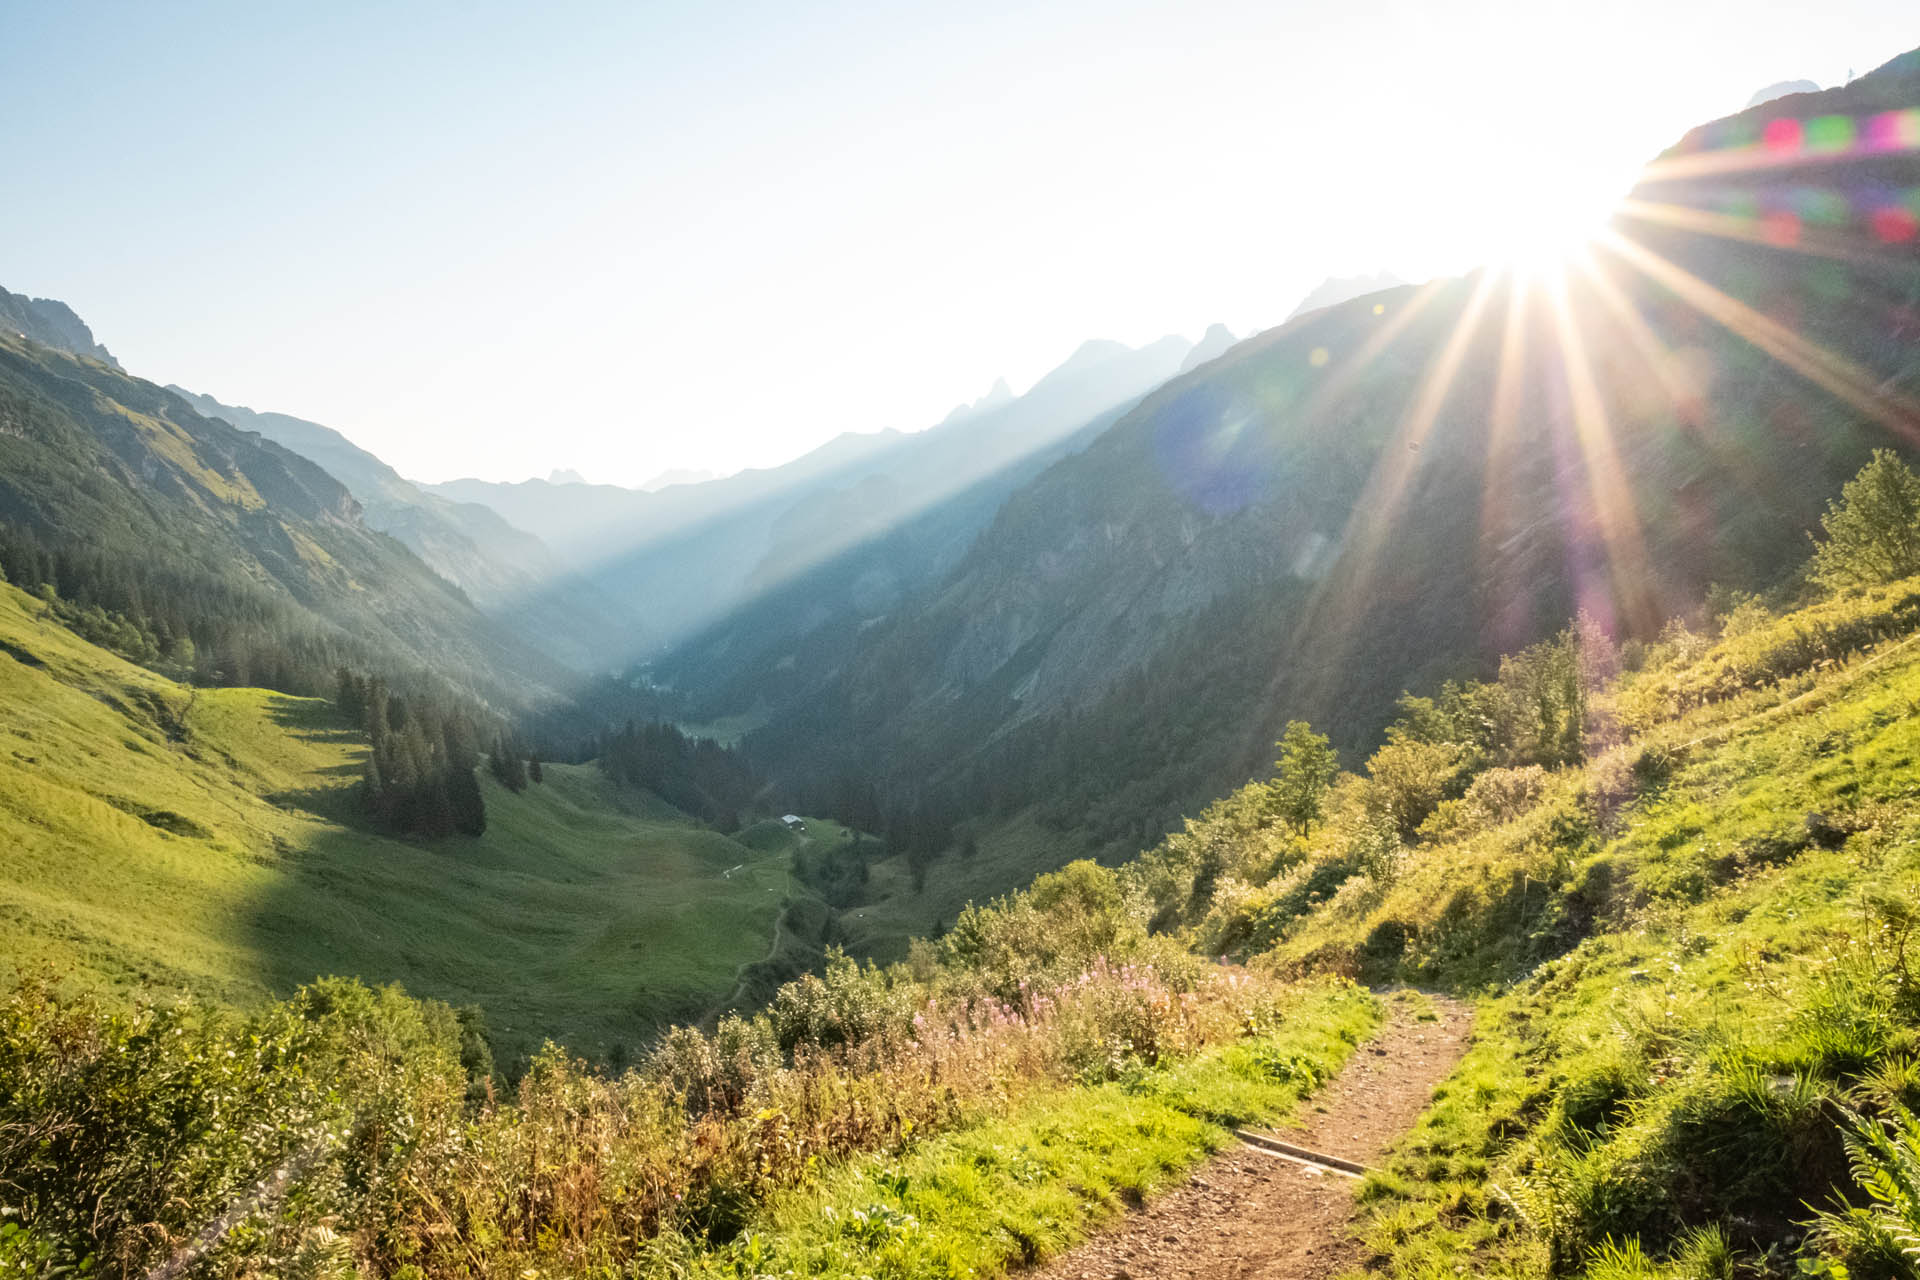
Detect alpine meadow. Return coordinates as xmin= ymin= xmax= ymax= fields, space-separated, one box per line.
xmin=3 ymin=9 xmax=1920 ymax=1280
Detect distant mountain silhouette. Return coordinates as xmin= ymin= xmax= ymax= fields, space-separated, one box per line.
xmin=940 ymin=377 xmax=1017 ymax=427
xmin=1746 ymin=78 xmax=1820 ymax=108
xmin=434 ymin=333 xmax=1199 ymax=656
xmin=1179 ymin=324 xmax=1238 ymax=373
xmin=639 ymin=467 xmax=716 ymax=491
xmin=1284 ymin=272 xmax=1408 ymax=321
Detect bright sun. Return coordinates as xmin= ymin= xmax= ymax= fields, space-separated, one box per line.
xmin=1482 ymin=160 xmax=1627 ymax=277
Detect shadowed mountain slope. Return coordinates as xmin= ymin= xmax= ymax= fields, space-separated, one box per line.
xmin=0 ymin=328 xmax=567 ymax=707
xmin=168 ymin=389 xmax=644 ymax=669
xmin=732 ymin=49 xmax=1920 ymax=860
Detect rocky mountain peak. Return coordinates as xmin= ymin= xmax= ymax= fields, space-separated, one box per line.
xmin=0 ymin=287 xmax=121 ymax=368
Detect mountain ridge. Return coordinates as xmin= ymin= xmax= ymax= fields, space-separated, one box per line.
xmin=166 ymin=388 xmax=646 ymax=672
xmin=0 ymin=324 xmax=570 ymax=709
xmin=431 ymin=332 xmax=1201 ymax=656
xmin=0 ymin=286 xmax=120 ymax=369
xmin=721 ymin=53 xmax=1920 ymax=876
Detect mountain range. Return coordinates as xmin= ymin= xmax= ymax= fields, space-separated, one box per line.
xmin=8 ymin=34 xmax=1920 ymax=1280
xmin=429 ymin=331 xmax=1211 ymax=655
xmin=4 ymin=47 xmax=1916 ymax=909
xmin=0 ymin=324 xmax=565 ymax=709
xmin=673 ymin=53 xmax=1920 ymax=868
xmin=165 ymin=389 xmax=642 ymax=671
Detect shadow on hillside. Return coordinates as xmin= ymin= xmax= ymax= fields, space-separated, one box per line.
xmin=238 ymin=819 xmax=727 ymax=1069
xmin=266 ymin=783 xmax=366 ymax=823
xmin=260 ymin=693 xmax=368 ymax=821
xmin=264 ymin=692 xmax=361 ymax=744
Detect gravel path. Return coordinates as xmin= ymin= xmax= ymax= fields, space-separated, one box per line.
xmin=1025 ymin=994 xmax=1474 ymax=1280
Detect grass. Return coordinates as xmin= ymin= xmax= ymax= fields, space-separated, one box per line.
xmin=0 ymin=580 xmax=815 ymax=1060
xmin=687 ymin=978 xmax=1380 ymax=1279
xmin=1291 ymin=584 xmax=1920 ymax=1276
xmin=841 ymin=811 xmax=1091 ymax=962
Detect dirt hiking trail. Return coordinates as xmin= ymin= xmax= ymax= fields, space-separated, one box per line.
xmin=1028 ymin=994 xmax=1474 ymax=1280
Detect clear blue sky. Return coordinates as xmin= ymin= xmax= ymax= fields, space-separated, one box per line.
xmin=4 ymin=2 xmax=1914 ymax=485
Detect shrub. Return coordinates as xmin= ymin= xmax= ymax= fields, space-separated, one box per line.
xmin=1460 ymin=765 xmax=1552 ymax=830
xmin=0 ymin=953 xmax=1299 ymax=1279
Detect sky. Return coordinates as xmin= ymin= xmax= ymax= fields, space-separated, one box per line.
xmin=3 ymin=2 xmax=1914 ymax=487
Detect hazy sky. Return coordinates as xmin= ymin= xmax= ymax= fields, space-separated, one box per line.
xmin=4 ymin=2 xmax=1914 ymax=485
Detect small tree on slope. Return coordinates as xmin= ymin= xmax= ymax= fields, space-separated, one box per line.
xmin=1273 ymin=720 xmax=1338 ymax=836
xmin=1811 ymin=449 xmax=1920 ymax=590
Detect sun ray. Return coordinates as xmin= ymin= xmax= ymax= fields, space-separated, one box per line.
xmin=1616 ymin=197 xmax=1908 ymax=269
xmin=1569 ymin=247 xmax=1708 ymax=428
xmin=1291 ymin=278 xmax=1452 ymax=423
xmin=1596 ymin=227 xmax=1920 ymax=443
xmin=1297 ymin=270 xmax=1502 ymax=652
xmin=1471 ymin=268 xmax=1544 ymax=651
xmin=1542 ymin=265 xmax=1661 ymax=635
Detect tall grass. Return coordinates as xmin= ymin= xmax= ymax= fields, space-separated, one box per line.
xmin=0 ymin=956 xmax=1364 ymax=1280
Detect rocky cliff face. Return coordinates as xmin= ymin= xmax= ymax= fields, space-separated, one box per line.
xmin=0 ymin=288 xmax=120 ymax=369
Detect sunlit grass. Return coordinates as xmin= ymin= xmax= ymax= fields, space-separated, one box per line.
xmin=0 ymin=580 xmax=805 ymax=1059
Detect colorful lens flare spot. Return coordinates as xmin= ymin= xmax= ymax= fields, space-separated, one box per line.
xmin=1872 ymin=206 xmax=1919 ymax=244
xmin=1309 ymin=347 xmax=1331 ymax=368
xmin=1372 ymin=303 xmax=1385 ymax=315
xmin=1763 ymin=117 xmax=1803 ymax=155
xmin=1760 ymin=210 xmax=1801 ymax=247
xmin=1806 ymin=115 xmax=1856 ymax=154
xmin=1866 ymin=109 xmax=1920 ymax=152
xmin=1789 ymin=187 xmax=1850 ymax=225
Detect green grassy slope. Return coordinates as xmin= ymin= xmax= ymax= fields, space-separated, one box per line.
xmin=1128 ymin=576 xmax=1920 ymax=1275
xmin=0 ymin=579 xmax=810 ymax=1060
xmin=1343 ymin=594 xmax=1920 ymax=1276
xmin=837 ymin=811 xmax=1079 ymax=962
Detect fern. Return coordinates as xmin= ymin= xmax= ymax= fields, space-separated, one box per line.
xmin=284 ymin=1227 xmax=357 ymax=1280
xmin=1808 ymin=1104 xmax=1920 ymax=1276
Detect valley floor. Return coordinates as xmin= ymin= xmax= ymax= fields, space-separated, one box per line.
xmin=0 ymin=581 xmax=813 ymax=1060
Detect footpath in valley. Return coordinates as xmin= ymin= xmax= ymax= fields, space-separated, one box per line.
xmin=1028 ymin=995 xmax=1474 ymax=1280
